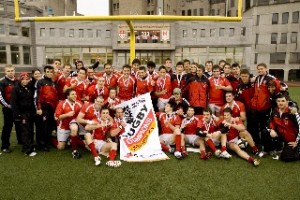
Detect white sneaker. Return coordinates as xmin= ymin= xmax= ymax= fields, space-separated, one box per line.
xmin=174 ymin=151 xmax=183 ymax=159
xmin=28 ymin=152 xmax=37 ymax=157
xmin=94 ymin=156 xmax=101 ymax=166
xmin=220 ymin=150 xmax=232 ymax=159
xmin=214 ymin=149 xmax=221 ymax=157
xmin=106 ymin=160 xmax=122 ymax=167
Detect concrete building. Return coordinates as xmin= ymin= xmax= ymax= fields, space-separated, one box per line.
xmin=23 ymin=0 xmax=77 ymax=16
xmin=0 ymin=0 xmax=299 ymax=81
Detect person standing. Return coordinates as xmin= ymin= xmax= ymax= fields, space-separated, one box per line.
xmin=251 ymin=63 xmax=280 ymax=147
xmin=35 ymin=65 xmax=58 ymax=151
xmin=11 ymin=72 xmax=37 ymax=156
xmin=0 ymin=64 xmax=21 ymax=153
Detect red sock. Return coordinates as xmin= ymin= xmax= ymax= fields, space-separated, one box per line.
xmin=109 ymin=149 xmax=117 ymax=161
xmin=52 ymin=137 xmax=58 ymax=147
xmin=161 ymin=143 xmax=170 ymax=152
xmin=175 ymin=135 xmax=181 ymax=151
xmin=206 ymin=139 xmax=216 ymax=152
xmin=200 ymin=150 xmax=206 ymax=158
xmin=252 ymin=146 xmax=258 ymax=152
xmin=70 ymin=135 xmax=79 ymax=150
xmin=221 ymin=146 xmax=227 ymax=152
xmin=248 ymin=156 xmax=254 ymax=163
xmin=88 ymin=143 xmax=98 ymax=157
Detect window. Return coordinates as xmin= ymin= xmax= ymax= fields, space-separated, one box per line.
xmin=217 ymin=9 xmax=220 ymax=15
xmin=23 ymin=46 xmax=31 ymax=64
xmin=255 ymin=34 xmax=259 ymax=44
xmin=193 ymin=9 xmax=197 ymax=16
xmin=241 ymin=27 xmax=246 ymax=36
xmin=96 ymin=29 xmax=101 ymax=38
xmin=0 ymin=24 xmax=5 ymax=35
xmin=199 ymin=8 xmax=204 ymax=16
xmin=0 ymin=46 xmax=6 ymax=64
xmin=182 ymin=30 xmax=187 ymax=38
xmin=219 ymin=28 xmax=225 ymax=37
xmin=210 ymin=29 xmax=215 ymax=37
xmin=105 ymin=30 xmax=110 ymax=38
xmin=280 ymin=33 xmax=287 ymax=44
xmin=270 ymin=52 xmax=286 ymax=64
xmin=50 ymin=28 xmax=55 ymax=37
xmin=271 ymin=33 xmax=277 ymax=44
xmin=292 ymin=11 xmax=299 ymax=23
xmin=229 ymin=28 xmax=235 ymax=37
xmin=79 ymin=29 xmax=84 ymax=38
xmin=11 ymin=45 xmax=20 ymax=64
xmin=289 ymin=53 xmax=300 ymax=64
xmin=256 ymin=15 xmax=260 ymax=26
xmin=187 ymin=9 xmax=191 ymax=16
xmin=40 ymin=28 xmax=45 ymax=37
xmin=9 ymin=26 xmax=18 ymax=36
xmin=282 ymin=12 xmax=289 ymax=24
xmin=254 ymin=53 xmax=258 ymax=64
xmin=69 ymin=29 xmax=74 ymax=37
xmin=201 ymin=29 xmax=205 ymax=37
xmin=211 ymin=9 xmax=215 ymax=16
xmin=231 ymin=0 xmax=235 ymax=7
xmin=87 ymin=29 xmax=93 ymax=38
xmin=182 ymin=10 xmax=185 ymax=16
xmin=59 ymin=28 xmax=65 ymax=37
xmin=291 ymin=32 xmax=297 ymax=43
xmin=192 ymin=29 xmax=197 ymax=38
xmin=272 ymin=13 xmax=279 ymax=24
xmin=21 ymin=27 xmax=29 ymax=37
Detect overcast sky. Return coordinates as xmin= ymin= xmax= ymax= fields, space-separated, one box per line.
xmin=77 ymin=0 xmax=109 ymax=16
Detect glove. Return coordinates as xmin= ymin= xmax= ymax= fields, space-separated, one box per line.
xmin=220 ymin=123 xmax=229 ymax=134
xmin=196 ymin=127 xmax=207 ymax=137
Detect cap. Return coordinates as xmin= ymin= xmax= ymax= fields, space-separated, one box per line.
xmin=173 ymin=88 xmax=181 ymax=94
xmin=19 ymin=72 xmax=30 ymax=80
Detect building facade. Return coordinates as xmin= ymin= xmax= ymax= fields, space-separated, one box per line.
xmin=0 ymin=0 xmax=299 ymax=81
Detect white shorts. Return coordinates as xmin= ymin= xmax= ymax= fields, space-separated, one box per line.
xmin=159 ymin=134 xmax=174 ymax=145
xmin=185 ymin=135 xmax=199 ymax=146
xmin=208 ymin=103 xmax=221 ymax=113
xmin=157 ymin=98 xmax=169 ymax=111
xmin=94 ymin=139 xmax=107 ymax=152
xmin=69 ymin=120 xmax=87 ymax=135
xmin=57 ymin=128 xmax=71 ymax=142
xmin=228 ymin=137 xmax=239 ymax=144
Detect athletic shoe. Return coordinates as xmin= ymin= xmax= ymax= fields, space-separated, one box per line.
xmin=214 ymin=149 xmax=221 ymax=157
xmin=2 ymin=149 xmax=12 ymax=153
xmin=253 ymin=159 xmax=260 ymax=166
xmin=258 ymin=151 xmax=268 ymax=158
xmin=174 ymin=151 xmax=184 ymax=159
xmin=200 ymin=152 xmax=212 ymax=160
xmin=220 ymin=150 xmax=232 ymax=159
xmin=106 ymin=160 xmax=122 ymax=167
xmin=25 ymin=151 xmax=37 ymax=157
xmin=94 ymin=156 xmax=101 ymax=166
xmin=181 ymin=150 xmax=189 ymax=157
xmin=72 ymin=150 xmax=82 ymax=159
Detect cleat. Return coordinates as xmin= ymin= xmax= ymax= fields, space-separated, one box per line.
xmin=2 ymin=149 xmax=12 ymax=153
xmin=25 ymin=151 xmax=37 ymax=157
xmin=253 ymin=159 xmax=260 ymax=166
xmin=214 ymin=149 xmax=221 ymax=157
xmin=94 ymin=156 xmax=101 ymax=166
xmin=220 ymin=150 xmax=232 ymax=159
xmin=258 ymin=151 xmax=268 ymax=158
xmin=106 ymin=160 xmax=122 ymax=167
xmin=252 ymin=149 xmax=259 ymax=155
xmin=72 ymin=150 xmax=82 ymax=159
xmin=174 ymin=151 xmax=184 ymax=159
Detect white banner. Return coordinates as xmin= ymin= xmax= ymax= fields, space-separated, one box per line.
xmin=117 ymin=93 xmax=169 ymax=162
